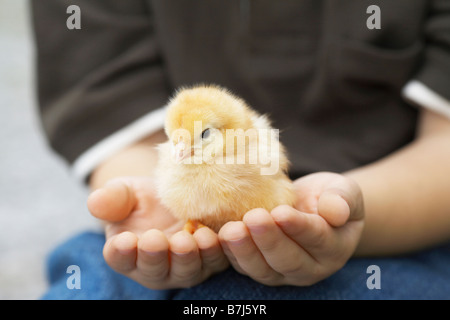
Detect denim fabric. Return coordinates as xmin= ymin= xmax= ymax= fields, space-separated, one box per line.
xmin=42 ymin=231 xmax=450 ymax=300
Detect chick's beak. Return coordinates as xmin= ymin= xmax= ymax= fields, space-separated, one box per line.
xmin=173 ymin=141 xmax=193 ymax=163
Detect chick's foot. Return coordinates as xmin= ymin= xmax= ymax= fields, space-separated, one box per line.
xmin=183 ymin=220 xmax=206 ymax=234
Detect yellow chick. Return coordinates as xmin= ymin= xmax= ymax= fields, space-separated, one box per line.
xmin=155 ymin=85 xmax=295 ymax=233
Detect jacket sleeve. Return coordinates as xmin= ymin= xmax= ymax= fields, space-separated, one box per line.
xmin=403 ymin=0 xmax=450 ymax=118
xmin=31 ymin=0 xmax=170 ymax=168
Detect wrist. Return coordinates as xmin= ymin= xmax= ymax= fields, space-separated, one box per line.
xmin=89 ymin=130 xmax=166 ymax=190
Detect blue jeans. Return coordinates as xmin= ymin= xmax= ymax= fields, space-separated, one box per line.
xmin=42 ymin=231 xmax=450 ymax=299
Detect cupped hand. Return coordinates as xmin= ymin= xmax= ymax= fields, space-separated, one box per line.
xmin=87 ymin=176 xmax=229 ymax=289
xmin=218 ymin=172 xmax=365 ymax=286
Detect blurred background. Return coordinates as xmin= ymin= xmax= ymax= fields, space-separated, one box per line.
xmin=0 ymin=0 xmax=99 ymax=299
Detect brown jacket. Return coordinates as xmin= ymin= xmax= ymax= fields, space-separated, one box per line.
xmin=31 ymin=0 xmax=450 ymax=178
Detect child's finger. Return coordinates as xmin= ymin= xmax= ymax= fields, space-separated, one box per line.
xmin=193 ymin=227 xmax=229 ymax=274
xmin=136 ymin=229 xmax=170 ymax=283
xmin=218 ymin=227 xmax=246 ymax=275
xmin=318 ymin=177 xmax=364 ymax=227
xmin=244 ymin=208 xmax=318 ymax=281
xmin=271 ymin=205 xmax=332 ymax=254
xmin=87 ymin=180 xmax=136 ymax=222
xmin=168 ymin=231 xmax=202 ymax=286
xmin=103 ymin=231 xmax=138 ymax=274
xmin=317 ymin=191 xmax=350 ymax=227
xmin=219 ymin=221 xmax=282 ymax=285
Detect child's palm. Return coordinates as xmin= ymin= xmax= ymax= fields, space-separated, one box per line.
xmin=88 ymin=176 xmax=229 ymax=289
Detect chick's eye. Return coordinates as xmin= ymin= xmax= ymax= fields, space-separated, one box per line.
xmin=201 ymin=128 xmax=211 ymax=140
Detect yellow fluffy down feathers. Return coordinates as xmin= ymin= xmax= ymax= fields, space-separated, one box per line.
xmin=155 ymin=85 xmax=294 ymax=232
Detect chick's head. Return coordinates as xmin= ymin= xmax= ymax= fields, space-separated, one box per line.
xmin=164 ymin=85 xmax=254 ymax=164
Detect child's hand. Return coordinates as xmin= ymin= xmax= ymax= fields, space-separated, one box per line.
xmin=218 ymin=172 xmax=365 ymax=286
xmin=87 ymin=176 xmax=229 ymax=289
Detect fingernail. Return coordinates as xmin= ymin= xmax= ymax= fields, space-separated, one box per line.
xmin=172 ymin=251 xmax=192 ymax=257
xmin=89 ymin=188 xmax=105 ymax=199
xmin=246 ymin=224 xmax=266 ymax=235
xmin=141 ymin=250 xmax=164 ymax=256
xmin=227 ymin=237 xmax=246 ymax=246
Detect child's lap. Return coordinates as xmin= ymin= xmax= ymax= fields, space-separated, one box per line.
xmin=42 ymin=231 xmax=450 ymax=300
